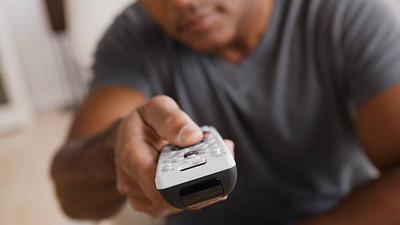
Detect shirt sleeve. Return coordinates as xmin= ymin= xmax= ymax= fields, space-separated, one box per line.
xmin=339 ymin=0 xmax=400 ymax=105
xmin=90 ymin=5 xmax=153 ymax=97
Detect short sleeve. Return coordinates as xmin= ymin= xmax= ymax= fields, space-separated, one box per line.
xmin=340 ymin=0 xmax=400 ymax=105
xmin=90 ymin=5 xmax=155 ymax=97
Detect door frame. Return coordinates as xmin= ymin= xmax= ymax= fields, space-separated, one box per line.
xmin=0 ymin=1 xmax=32 ymax=132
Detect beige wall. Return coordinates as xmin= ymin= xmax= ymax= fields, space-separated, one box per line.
xmin=2 ymin=0 xmax=72 ymax=111
xmin=67 ymin=0 xmax=134 ymax=69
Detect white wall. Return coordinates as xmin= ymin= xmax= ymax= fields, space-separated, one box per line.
xmin=0 ymin=0 xmax=134 ymax=113
xmin=0 ymin=2 xmax=33 ymax=131
xmin=2 ymin=0 xmax=72 ymax=112
xmin=1 ymin=0 xmax=399 ymax=113
xmin=66 ymin=0 xmax=134 ymax=70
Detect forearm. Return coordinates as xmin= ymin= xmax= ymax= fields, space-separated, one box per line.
xmin=51 ymin=119 xmax=126 ymax=220
xmin=297 ymin=167 xmax=400 ymax=225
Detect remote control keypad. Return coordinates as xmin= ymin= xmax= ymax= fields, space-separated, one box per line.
xmin=160 ymin=132 xmax=226 ymax=173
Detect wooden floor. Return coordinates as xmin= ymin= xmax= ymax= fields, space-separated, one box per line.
xmin=0 ymin=111 xmax=161 ymax=225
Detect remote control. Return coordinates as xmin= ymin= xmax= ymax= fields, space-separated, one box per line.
xmin=155 ymin=126 xmax=237 ymax=209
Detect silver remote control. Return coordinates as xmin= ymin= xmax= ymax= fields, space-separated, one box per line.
xmin=155 ymin=126 xmax=237 ymax=209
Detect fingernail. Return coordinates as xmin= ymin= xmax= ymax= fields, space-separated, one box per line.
xmin=178 ymin=124 xmax=202 ymax=144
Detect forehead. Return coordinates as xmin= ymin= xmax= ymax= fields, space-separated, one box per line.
xmin=137 ymin=0 xmax=233 ymax=8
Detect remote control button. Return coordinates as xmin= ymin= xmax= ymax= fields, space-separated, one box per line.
xmin=179 ymin=156 xmax=207 ymax=171
xmin=161 ymin=158 xmax=177 ymax=164
xmin=211 ymin=143 xmax=219 ymax=149
xmin=192 ymin=156 xmax=207 ymax=165
xmin=197 ymin=150 xmax=206 ymax=155
xmin=175 ymin=152 xmax=185 ymax=158
xmin=200 ymin=144 xmax=208 ymax=149
xmin=203 ymin=131 xmax=210 ymax=139
xmin=212 ymin=148 xmax=225 ymax=156
xmin=213 ymin=148 xmax=221 ymax=153
xmin=162 ymin=163 xmax=174 ymax=172
xmin=184 ymin=150 xmax=198 ymax=158
xmin=163 ymin=152 xmax=176 ymax=157
xmin=213 ymin=152 xmax=223 ymax=157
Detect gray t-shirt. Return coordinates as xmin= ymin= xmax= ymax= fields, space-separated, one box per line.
xmin=92 ymin=0 xmax=400 ymax=224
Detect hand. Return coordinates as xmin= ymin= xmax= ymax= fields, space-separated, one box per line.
xmin=114 ymin=96 xmax=235 ymax=218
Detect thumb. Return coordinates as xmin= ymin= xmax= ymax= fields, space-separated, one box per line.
xmin=138 ymin=95 xmax=203 ymax=147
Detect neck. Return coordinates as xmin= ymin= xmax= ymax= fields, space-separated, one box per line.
xmin=218 ymin=0 xmax=275 ymax=64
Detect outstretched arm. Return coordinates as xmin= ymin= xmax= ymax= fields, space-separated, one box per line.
xmin=51 ymin=86 xmax=146 ymax=219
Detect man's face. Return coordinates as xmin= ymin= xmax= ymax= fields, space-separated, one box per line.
xmin=138 ymin=0 xmax=245 ymax=53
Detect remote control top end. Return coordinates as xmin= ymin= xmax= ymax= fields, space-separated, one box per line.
xmin=155 ymin=126 xmax=237 ymax=209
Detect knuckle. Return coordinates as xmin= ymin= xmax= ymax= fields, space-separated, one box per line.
xmin=164 ymin=111 xmax=186 ymax=128
xmin=143 ymin=95 xmax=179 ymax=117
xmin=116 ymin=113 xmax=138 ymax=141
xmin=146 ymin=190 xmax=161 ymax=204
xmin=129 ymin=199 xmax=148 ymax=212
xmin=115 ymin=146 xmax=141 ymax=173
xmin=132 ymin=157 xmax=154 ymax=176
xmin=114 ymin=148 xmax=125 ymax=164
xmin=148 ymin=212 xmax=159 ymax=218
xmin=116 ymin=180 xmax=128 ymax=194
xmin=151 ymin=95 xmax=177 ymax=108
xmin=115 ymin=154 xmax=133 ymax=174
xmin=149 ymin=209 xmax=166 ymax=219
xmin=130 ymin=203 xmax=144 ymax=212
xmin=115 ymin=140 xmax=133 ymax=163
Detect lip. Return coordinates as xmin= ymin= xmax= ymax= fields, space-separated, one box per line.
xmin=180 ymin=11 xmax=218 ymax=34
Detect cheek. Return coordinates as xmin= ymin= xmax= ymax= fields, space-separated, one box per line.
xmin=139 ymin=2 xmax=171 ymax=27
xmin=214 ymin=1 xmax=241 ymax=32
xmin=141 ymin=8 xmax=178 ymax=38
xmin=217 ymin=0 xmax=241 ymax=15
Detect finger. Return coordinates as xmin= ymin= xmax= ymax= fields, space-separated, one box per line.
xmin=116 ymin=166 xmax=132 ymax=195
xmin=138 ymin=95 xmax=203 ymax=147
xmin=117 ymin=169 xmax=164 ymax=212
xmin=128 ymin=195 xmax=182 ymax=218
xmin=121 ymin=156 xmax=166 ymax=206
xmin=120 ymin=168 xmax=169 ymax=214
xmin=116 ymin=167 xmax=149 ymax=200
xmin=147 ymin=207 xmax=182 ymax=219
xmin=190 ymin=196 xmax=228 ymax=210
xmin=224 ymin=139 xmax=235 ymax=157
xmin=125 ymin=157 xmax=162 ymax=205
xmin=188 ymin=196 xmax=228 ymax=211
xmin=115 ymin=111 xmax=163 ymax=204
xmin=128 ymin=196 xmax=154 ymax=212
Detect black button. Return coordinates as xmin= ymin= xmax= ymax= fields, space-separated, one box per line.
xmin=184 ymin=150 xmax=198 ymax=158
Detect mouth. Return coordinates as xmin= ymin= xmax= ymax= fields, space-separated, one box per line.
xmin=178 ymin=10 xmax=219 ymax=34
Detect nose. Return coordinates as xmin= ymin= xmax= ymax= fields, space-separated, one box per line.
xmin=168 ymin=0 xmax=196 ymax=12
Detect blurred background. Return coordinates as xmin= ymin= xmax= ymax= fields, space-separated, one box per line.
xmin=0 ymin=0 xmax=399 ymax=225
xmin=0 ymin=0 xmax=162 ymax=224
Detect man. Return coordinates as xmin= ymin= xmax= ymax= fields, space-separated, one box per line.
xmin=51 ymin=0 xmax=400 ymax=224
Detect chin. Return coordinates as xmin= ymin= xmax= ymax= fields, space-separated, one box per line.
xmin=188 ymin=41 xmax=221 ymax=53
xmin=182 ymin=32 xmax=233 ymax=54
